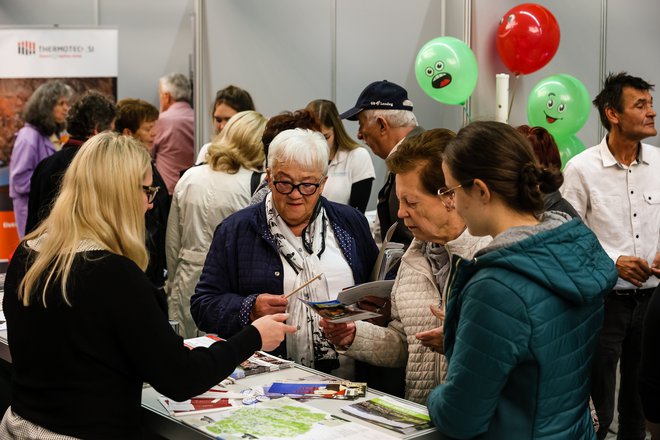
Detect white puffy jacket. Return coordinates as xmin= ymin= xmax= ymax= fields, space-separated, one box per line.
xmin=342 ymin=230 xmax=490 ymax=404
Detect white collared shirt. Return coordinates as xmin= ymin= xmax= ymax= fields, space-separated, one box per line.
xmin=561 ymin=136 xmax=660 ymax=289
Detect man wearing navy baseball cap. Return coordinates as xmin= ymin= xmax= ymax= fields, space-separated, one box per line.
xmin=341 ymin=80 xmax=422 ymax=246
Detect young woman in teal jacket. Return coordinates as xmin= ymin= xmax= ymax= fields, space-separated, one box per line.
xmin=428 ymin=121 xmax=618 ymax=439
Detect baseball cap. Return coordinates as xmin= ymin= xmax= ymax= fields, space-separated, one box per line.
xmin=339 ymin=80 xmax=414 ymax=120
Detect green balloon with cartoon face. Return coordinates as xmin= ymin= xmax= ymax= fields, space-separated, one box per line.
xmin=415 ymin=36 xmax=478 ymax=105
xmin=527 ymin=74 xmax=590 ymax=138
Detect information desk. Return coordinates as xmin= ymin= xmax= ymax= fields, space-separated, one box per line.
xmin=0 ymin=330 xmax=437 ymax=439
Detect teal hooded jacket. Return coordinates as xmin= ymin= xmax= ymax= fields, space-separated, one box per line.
xmin=427 ymin=216 xmax=618 ymax=439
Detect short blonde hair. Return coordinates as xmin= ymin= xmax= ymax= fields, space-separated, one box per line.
xmin=19 ymin=132 xmax=151 ymax=306
xmin=207 ymin=110 xmax=267 ymax=173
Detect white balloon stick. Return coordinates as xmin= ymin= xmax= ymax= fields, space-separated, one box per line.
xmin=495 ymin=73 xmax=510 ymax=123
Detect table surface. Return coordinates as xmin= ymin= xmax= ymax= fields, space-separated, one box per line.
xmin=141 ymin=363 xmax=438 ymax=439
xmin=0 ymin=328 xmax=437 ymax=439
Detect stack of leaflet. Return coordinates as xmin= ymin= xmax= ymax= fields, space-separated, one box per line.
xmin=158 ymin=386 xmax=244 ymax=417
xmin=266 ymin=380 xmax=367 ymax=400
xmin=183 ymin=335 xmax=294 ymax=380
xmin=341 ymin=395 xmax=432 ymax=435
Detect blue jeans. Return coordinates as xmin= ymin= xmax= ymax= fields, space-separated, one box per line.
xmin=591 ymin=292 xmax=651 ymax=440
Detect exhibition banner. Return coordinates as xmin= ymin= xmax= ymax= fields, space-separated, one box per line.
xmin=0 ymin=28 xmax=118 ymax=261
xmin=0 ymin=28 xmax=118 ymax=78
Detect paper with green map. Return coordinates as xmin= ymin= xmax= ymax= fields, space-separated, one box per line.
xmin=180 ymin=397 xmax=395 ymax=439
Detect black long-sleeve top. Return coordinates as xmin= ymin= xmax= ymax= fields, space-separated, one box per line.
xmin=640 ymin=285 xmax=660 ymax=423
xmin=3 ymin=244 xmax=261 ymax=439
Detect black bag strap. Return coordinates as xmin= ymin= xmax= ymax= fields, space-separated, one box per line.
xmin=250 ymin=171 xmax=264 ymax=195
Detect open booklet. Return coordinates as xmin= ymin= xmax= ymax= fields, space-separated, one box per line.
xmin=300 ymin=299 xmax=381 ymax=323
xmin=336 ymin=280 xmax=394 ymax=305
xmin=298 ymin=279 xmax=394 ymax=323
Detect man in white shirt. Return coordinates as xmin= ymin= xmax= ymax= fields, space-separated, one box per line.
xmin=562 ymin=72 xmax=660 ymax=440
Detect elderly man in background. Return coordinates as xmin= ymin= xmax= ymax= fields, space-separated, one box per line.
xmin=340 ymin=80 xmax=422 ymax=247
xmin=153 ymin=72 xmax=194 ymax=194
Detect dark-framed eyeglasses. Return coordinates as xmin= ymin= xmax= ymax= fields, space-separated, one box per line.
xmin=272 ymin=180 xmax=323 ymax=196
xmin=142 ymin=185 xmax=159 ymax=204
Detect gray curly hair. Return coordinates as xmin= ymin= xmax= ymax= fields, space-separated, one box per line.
xmin=23 ymin=80 xmax=73 ymax=135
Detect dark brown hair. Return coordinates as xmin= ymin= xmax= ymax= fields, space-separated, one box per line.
xmin=516 ymin=125 xmax=562 ymax=170
xmin=262 ymin=109 xmax=320 ymax=159
xmin=444 ymin=121 xmax=562 ymax=214
xmin=213 ymin=85 xmax=255 ymax=114
xmin=66 ymin=91 xmax=117 ymax=138
xmin=387 ymin=128 xmax=456 ymax=195
xmin=593 ymin=72 xmax=654 ymax=131
xmin=115 ymin=98 xmax=158 ymax=134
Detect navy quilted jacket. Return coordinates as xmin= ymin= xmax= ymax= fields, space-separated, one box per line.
xmin=427 ymin=218 xmax=617 ymax=440
xmin=190 ymin=197 xmax=378 ymax=344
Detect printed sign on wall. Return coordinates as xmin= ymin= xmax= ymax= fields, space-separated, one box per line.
xmin=0 ymin=28 xmax=118 ymax=78
xmin=0 ymin=28 xmax=118 ymax=261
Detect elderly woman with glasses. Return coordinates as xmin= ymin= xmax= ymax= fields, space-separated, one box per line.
xmin=191 ymin=128 xmax=378 ymax=372
xmin=321 ymin=129 xmax=490 ymax=403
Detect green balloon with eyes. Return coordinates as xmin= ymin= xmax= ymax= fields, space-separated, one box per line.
xmin=527 ymin=74 xmax=591 ymax=138
xmin=415 ymin=36 xmax=478 ymax=105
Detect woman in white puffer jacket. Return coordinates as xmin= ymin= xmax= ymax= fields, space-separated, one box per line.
xmin=321 ymin=129 xmax=490 ymax=404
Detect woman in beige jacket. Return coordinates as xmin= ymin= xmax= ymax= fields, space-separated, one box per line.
xmin=321 ymin=129 xmax=490 ymax=404
xmin=166 ymin=111 xmax=267 ymax=338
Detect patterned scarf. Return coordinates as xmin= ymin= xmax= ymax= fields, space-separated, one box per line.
xmin=425 ymin=241 xmax=451 ymax=302
xmin=265 ymin=193 xmax=337 ymax=368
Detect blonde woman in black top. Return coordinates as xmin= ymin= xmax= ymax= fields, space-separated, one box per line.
xmin=1 ymin=132 xmax=295 ymax=440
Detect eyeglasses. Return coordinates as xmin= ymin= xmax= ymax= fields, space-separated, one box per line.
xmin=437 ymin=179 xmax=475 ymax=198
xmin=273 ymin=180 xmax=323 ymax=196
xmin=142 ymin=185 xmax=159 ymax=204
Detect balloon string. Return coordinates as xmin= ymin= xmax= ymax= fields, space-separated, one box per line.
xmin=508 ymin=74 xmax=520 ymax=121
xmin=463 ymin=105 xmax=472 ymax=123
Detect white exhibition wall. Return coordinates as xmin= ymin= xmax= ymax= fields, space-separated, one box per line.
xmin=0 ymin=0 xmax=194 ymax=105
xmin=2 ymin=0 xmax=659 ymax=209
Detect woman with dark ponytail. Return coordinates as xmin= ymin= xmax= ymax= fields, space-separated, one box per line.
xmin=426 ymin=121 xmax=617 ymax=440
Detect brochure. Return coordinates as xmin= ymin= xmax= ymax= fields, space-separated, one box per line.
xmin=183 ymin=334 xmax=223 ymax=349
xmin=267 ymin=381 xmax=367 ymax=400
xmin=183 ymin=335 xmax=294 ymax=379
xmin=249 ymin=350 xmax=295 ymax=371
xmin=341 ymin=395 xmax=432 ymax=434
xmin=336 ymin=280 xmax=395 ymax=305
xmin=300 ymin=299 xmax=381 ymax=323
xmin=158 ymin=386 xmax=245 ymax=417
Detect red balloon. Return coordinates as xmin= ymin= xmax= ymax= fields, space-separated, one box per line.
xmin=496 ymin=3 xmax=560 ymax=75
